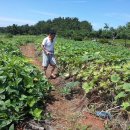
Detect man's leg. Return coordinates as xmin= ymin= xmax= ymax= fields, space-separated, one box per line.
xmin=50 ymin=65 xmax=56 ymax=78
xmin=43 ymin=66 xmax=47 ymax=76
xmin=50 ymin=55 xmax=57 ymax=78
xmin=42 ymin=52 xmax=48 ymax=76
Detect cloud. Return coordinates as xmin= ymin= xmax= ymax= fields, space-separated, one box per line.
xmin=0 ymin=16 xmax=36 ymax=26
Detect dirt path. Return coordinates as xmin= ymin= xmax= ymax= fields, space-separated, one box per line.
xmin=20 ymin=44 xmax=105 ymax=130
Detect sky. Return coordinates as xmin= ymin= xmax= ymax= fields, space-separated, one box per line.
xmin=0 ymin=0 xmax=130 ymax=30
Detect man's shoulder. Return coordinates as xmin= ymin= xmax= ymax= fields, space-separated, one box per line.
xmin=42 ymin=37 xmax=48 ymax=45
xmin=43 ymin=36 xmax=48 ymax=40
xmin=43 ymin=37 xmax=49 ymax=43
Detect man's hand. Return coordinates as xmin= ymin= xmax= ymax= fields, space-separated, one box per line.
xmin=46 ymin=51 xmax=50 ymax=54
xmin=43 ymin=47 xmax=50 ymax=54
xmin=46 ymin=51 xmax=52 ymax=55
xmin=42 ymin=46 xmax=53 ymax=55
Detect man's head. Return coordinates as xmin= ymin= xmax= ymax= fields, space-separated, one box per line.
xmin=48 ymin=30 xmax=56 ymax=40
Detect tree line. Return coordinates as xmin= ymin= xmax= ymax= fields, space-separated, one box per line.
xmin=0 ymin=17 xmax=130 ymax=41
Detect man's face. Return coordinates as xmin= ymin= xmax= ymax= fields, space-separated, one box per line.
xmin=49 ymin=34 xmax=55 ymax=40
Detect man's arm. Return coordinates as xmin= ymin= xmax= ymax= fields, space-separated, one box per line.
xmin=41 ymin=38 xmax=50 ymax=54
xmin=41 ymin=44 xmax=50 ymax=54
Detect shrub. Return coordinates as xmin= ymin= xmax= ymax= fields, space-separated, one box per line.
xmin=73 ymin=35 xmax=83 ymax=41
xmin=98 ymin=39 xmax=111 ymax=44
xmin=4 ymin=34 xmax=13 ymax=38
xmin=0 ymin=54 xmax=52 ymax=129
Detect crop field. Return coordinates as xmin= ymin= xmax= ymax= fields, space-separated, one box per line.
xmin=0 ymin=35 xmax=52 ymax=129
xmin=0 ymin=35 xmax=130 ymax=129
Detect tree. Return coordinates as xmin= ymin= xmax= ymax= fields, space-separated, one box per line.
xmin=6 ymin=24 xmax=19 ymax=35
xmin=104 ymin=23 xmax=109 ymax=30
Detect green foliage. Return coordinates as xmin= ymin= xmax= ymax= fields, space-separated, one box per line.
xmin=60 ymin=81 xmax=79 ymax=95
xmin=122 ymin=83 xmax=130 ymax=92
xmin=4 ymin=33 xmax=13 ymax=38
xmin=73 ymin=35 xmax=83 ymax=41
xmin=0 ymin=38 xmax=52 ymax=129
xmin=111 ymin=74 xmax=120 ymax=83
xmin=122 ymin=102 xmax=130 ymax=110
xmin=115 ymin=92 xmax=127 ymax=100
xmin=55 ymin=37 xmax=130 ymax=112
xmin=0 ymin=17 xmax=92 ymax=40
xmin=0 ymin=55 xmax=51 ymax=128
xmin=98 ymin=39 xmax=111 ymax=44
xmin=1 ymin=18 xmax=130 ymax=42
xmin=1 ymin=35 xmax=130 ymax=129
xmin=82 ymin=82 xmax=93 ymax=93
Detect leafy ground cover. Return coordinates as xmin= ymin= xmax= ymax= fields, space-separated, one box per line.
xmin=54 ymin=38 xmax=130 ymax=112
xmin=1 ymin=35 xmax=130 ymax=129
xmin=0 ymin=36 xmax=52 ymax=129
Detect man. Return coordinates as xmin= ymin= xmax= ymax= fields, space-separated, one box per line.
xmin=41 ymin=31 xmax=57 ymax=78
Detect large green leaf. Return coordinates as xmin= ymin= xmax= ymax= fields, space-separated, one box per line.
xmin=27 ymin=98 xmax=37 ymax=107
xmin=0 ymin=112 xmax=7 ymax=118
xmin=122 ymin=83 xmax=130 ymax=92
xmin=15 ymin=78 xmax=22 ymax=86
xmin=19 ymin=94 xmax=27 ymax=101
xmin=0 ymin=120 xmax=12 ymax=129
xmin=0 ymin=94 xmax=5 ymax=100
xmin=82 ymin=82 xmax=93 ymax=93
xmin=115 ymin=92 xmax=127 ymax=100
xmin=122 ymin=102 xmax=130 ymax=110
xmin=111 ymin=74 xmax=120 ymax=83
xmin=0 ymin=87 xmax=5 ymax=94
xmin=65 ymin=81 xmax=79 ymax=88
xmin=0 ymin=70 xmax=4 ymax=75
xmin=33 ymin=108 xmax=42 ymax=119
xmin=9 ymin=124 xmax=14 ymax=130
xmin=5 ymin=99 xmax=11 ymax=107
xmin=0 ymin=76 xmax=7 ymax=83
